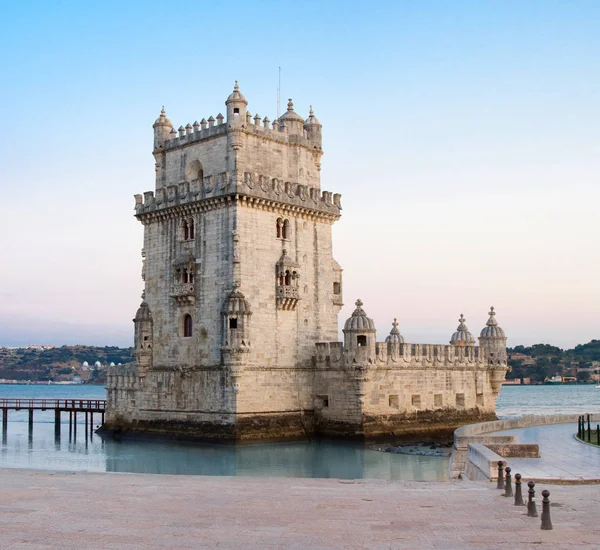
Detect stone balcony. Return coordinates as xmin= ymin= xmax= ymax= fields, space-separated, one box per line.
xmin=277 ymin=285 xmax=299 ymax=311
xmin=172 ymin=282 xmax=195 ymax=306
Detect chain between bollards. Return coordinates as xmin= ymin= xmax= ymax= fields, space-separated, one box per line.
xmin=527 ymin=480 xmax=538 ymax=517
xmin=541 ymin=489 xmax=553 ymax=530
xmin=514 ymin=473 xmax=525 ymax=506
xmin=496 ymin=460 xmax=505 ymax=490
xmin=504 ymin=466 xmax=513 ymax=498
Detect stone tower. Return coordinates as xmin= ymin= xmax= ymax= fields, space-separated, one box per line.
xmin=106 ymin=82 xmax=344 ymax=440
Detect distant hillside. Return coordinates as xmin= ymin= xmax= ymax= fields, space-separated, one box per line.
xmin=0 ymin=345 xmax=133 ymax=382
xmin=507 ymin=340 xmax=600 ymax=382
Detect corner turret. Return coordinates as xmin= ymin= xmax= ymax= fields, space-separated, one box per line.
xmin=152 ymin=106 xmax=173 ymax=150
xmin=304 ymin=105 xmax=322 ymax=149
xmin=343 ymin=299 xmax=376 ymax=360
xmin=478 ymin=306 xmax=507 ymax=365
xmin=133 ymin=300 xmax=153 ymax=375
xmin=279 ymin=98 xmax=305 ymax=136
xmin=225 ymin=81 xmax=248 ymax=126
xmin=450 ymin=314 xmax=475 ymax=346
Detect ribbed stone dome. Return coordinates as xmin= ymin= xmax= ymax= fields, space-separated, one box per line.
xmin=279 ymin=98 xmax=304 ymax=123
xmin=450 ymin=314 xmax=475 ymax=345
xmin=153 ymin=107 xmax=172 ymax=128
xmin=344 ymin=299 xmax=376 ymax=332
xmin=134 ymin=301 xmax=152 ymax=321
xmin=480 ymin=306 xmax=505 ymax=339
xmin=304 ymin=105 xmax=321 ymax=127
xmin=385 ymin=318 xmax=405 ymax=344
xmin=222 ymin=288 xmax=252 ymax=315
xmin=226 ymin=81 xmax=248 ymax=105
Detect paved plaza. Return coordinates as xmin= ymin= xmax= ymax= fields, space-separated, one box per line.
xmin=490 ymin=422 xmax=600 ymax=482
xmin=1 ymin=468 xmax=599 ymax=549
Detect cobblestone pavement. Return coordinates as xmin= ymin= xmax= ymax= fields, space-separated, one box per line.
xmin=489 ymin=422 xmax=600 ymax=481
xmin=1 ymin=469 xmax=599 ymax=549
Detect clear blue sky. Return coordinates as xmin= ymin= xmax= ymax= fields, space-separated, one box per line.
xmin=1 ymin=0 xmax=599 ymax=348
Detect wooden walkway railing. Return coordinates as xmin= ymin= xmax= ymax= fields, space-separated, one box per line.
xmin=1 ymin=398 xmax=107 ymax=441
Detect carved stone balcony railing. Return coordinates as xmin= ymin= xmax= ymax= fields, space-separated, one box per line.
xmin=277 ymin=285 xmax=299 ymax=311
xmin=172 ymin=282 xmax=195 ymax=306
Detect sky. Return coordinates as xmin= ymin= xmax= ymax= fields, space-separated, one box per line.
xmin=0 ymin=0 xmax=598 ymax=349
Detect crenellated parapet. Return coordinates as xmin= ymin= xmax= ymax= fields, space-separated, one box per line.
xmin=314 ymin=341 xmax=489 ymax=370
xmin=134 ymin=170 xmax=341 ymax=222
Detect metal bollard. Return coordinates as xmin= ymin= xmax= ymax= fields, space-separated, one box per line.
xmin=504 ymin=467 xmax=513 ymax=498
xmin=541 ymin=489 xmax=553 ymax=530
xmin=588 ymin=414 xmax=591 ymax=442
xmin=496 ymin=460 xmax=505 ymax=490
xmin=527 ymin=480 xmax=538 ymax=517
xmin=514 ymin=473 xmax=525 ymax=506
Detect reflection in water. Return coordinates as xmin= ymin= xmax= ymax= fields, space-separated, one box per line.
xmin=0 ymin=416 xmax=448 ymax=480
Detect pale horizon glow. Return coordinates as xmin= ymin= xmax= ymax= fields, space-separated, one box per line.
xmin=1 ymin=1 xmax=599 ymax=349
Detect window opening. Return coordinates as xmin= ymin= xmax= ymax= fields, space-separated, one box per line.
xmin=357 ymin=335 xmax=367 ymax=347
xmin=183 ymin=221 xmax=189 ymax=241
xmin=333 ymin=282 xmax=341 ymax=295
xmin=282 ymin=219 xmax=290 ymax=239
xmin=234 ymin=108 xmax=239 ymax=115
xmin=183 ymin=314 xmax=193 ymax=338
xmin=276 ymin=218 xmax=282 ymax=238
xmin=229 ymin=318 xmax=238 ymax=329
xmin=284 ymin=270 xmax=291 ymax=285
xmin=189 ymin=219 xmax=195 ymax=240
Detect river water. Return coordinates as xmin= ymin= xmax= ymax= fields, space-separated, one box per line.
xmin=1 ymin=384 xmax=598 ymax=479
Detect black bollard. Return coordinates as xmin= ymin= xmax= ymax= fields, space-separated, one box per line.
xmin=588 ymin=414 xmax=591 ymax=442
xmin=597 ymin=424 xmax=599 ymax=445
xmin=540 ymin=489 xmax=553 ymax=530
xmin=504 ymin=467 xmax=513 ymax=498
xmin=527 ymin=481 xmax=538 ymax=517
xmin=514 ymin=473 xmax=525 ymax=506
xmin=578 ymin=416 xmax=583 ymax=438
xmin=496 ymin=460 xmax=505 ymax=489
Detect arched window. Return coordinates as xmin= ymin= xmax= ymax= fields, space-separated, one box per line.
xmin=276 ymin=218 xmax=282 ymax=238
xmin=284 ymin=270 xmax=291 ymax=285
xmin=278 ymin=274 xmax=284 ymax=286
xmin=182 ymin=269 xmax=188 ymax=283
xmin=183 ymin=314 xmax=193 ymax=338
xmin=189 ymin=219 xmax=195 ymax=240
xmin=183 ymin=220 xmax=189 ymax=241
xmin=189 ymin=270 xmax=194 ymax=284
xmin=282 ymin=219 xmax=290 ymax=240
xmin=333 ymin=282 xmax=341 ymax=295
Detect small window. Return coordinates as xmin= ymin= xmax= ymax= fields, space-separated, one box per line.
xmin=357 ymin=335 xmax=367 ymax=347
xmin=183 ymin=314 xmax=193 ymax=337
xmin=434 ymin=394 xmax=443 ymax=408
xmin=317 ymin=395 xmax=329 ymax=408
xmin=282 ymin=219 xmax=290 ymax=239
xmin=189 ymin=219 xmax=195 ymax=240
xmin=276 ymin=218 xmax=282 ymax=238
xmin=456 ymin=393 xmax=465 ymax=409
xmin=284 ymin=270 xmax=291 ymax=285
xmin=389 ymin=395 xmax=399 ymax=408
xmin=333 ymin=282 xmax=341 ymax=295
xmin=143 ymin=336 xmax=149 ymax=341
xmin=412 ymin=394 xmax=421 ymax=410
xmin=183 ymin=220 xmax=189 ymax=240
xmin=229 ymin=318 xmax=238 ymax=329
xmin=234 ymin=108 xmax=240 ymax=114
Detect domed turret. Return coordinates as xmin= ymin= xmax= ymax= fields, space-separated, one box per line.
xmin=478 ymin=306 xmax=508 ymax=369
xmin=226 ymin=81 xmax=248 ymax=124
xmin=343 ymin=299 xmax=376 ymax=354
xmin=222 ymin=285 xmax=252 ymax=350
xmin=222 ymin=288 xmax=252 ymax=316
xmin=479 ymin=306 xmax=505 ymax=339
xmin=304 ymin=105 xmax=322 ymax=148
xmin=385 ymin=318 xmax=405 ymax=345
xmin=450 ymin=314 xmax=475 ymax=346
xmin=152 ymin=106 xmax=173 ymax=149
xmin=279 ymin=98 xmax=304 ymax=135
xmin=133 ymin=300 xmax=153 ymax=373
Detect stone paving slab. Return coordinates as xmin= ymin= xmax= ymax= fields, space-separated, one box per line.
xmin=488 ymin=422 xmax=600 ymax=482
xmin=1 ymin=469 xmax=600 ymax=548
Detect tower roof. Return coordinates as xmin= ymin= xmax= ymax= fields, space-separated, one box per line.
xmin=153 ymin=106 xmax=173 ymax=128
xmin=279 ymin=98 xmax=304 ymax=123
xmin=480 ymin=306 xmax=506 ymax=339
xmin=344 ymin=299 xmax=376 ymax=332
xmin=226 ymin=81 xmax=248 ymax=105
xmin=222 ymin=286 xmax=252 ymax=315
xmin=450 ymin=314 xmax=475 ymax=345
xmin=385 ymin=318 xmax=405 ymax=344
xmin=304 ymin=105 xmax=321 ymax=127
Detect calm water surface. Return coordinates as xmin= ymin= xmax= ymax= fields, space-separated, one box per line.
xmin=1 ymin=384 xmax=598 ymax=479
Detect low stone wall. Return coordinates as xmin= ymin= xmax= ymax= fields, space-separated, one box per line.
xmin=486 ymin=443 xmax=539 ymax=458
xmin=464 ymin=444 xmax=506 ymax=481
xmin=450 ymin=414 xmax=599 ymax=479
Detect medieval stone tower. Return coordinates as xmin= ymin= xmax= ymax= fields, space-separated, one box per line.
xmin=105 ymin=82 xmax=507 ymax=442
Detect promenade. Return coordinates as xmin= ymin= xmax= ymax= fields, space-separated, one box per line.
xmin=1 ymin=468 xmax=599 ymax=549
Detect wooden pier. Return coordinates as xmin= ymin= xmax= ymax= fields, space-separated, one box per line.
xmin=0 ymin=398 xmax=106 ymax=442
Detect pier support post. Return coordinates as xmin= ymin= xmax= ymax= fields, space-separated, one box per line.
xmin=73 ymin=411 xmax=77 ymax=440
xmin=54 ymin=410 xmax=61 ymax=442
xmin=28 ymin=409 xmax=34 ymax=435
xmin=85 ymin=412 xmax=89 ymax=439
xmin=2 ymin=408 xmax=7 ymax=443
xmin=69 ymin=411 xmax=73 ymax=440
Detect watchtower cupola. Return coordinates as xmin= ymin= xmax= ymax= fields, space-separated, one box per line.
xmin=304 ymin=105 xmax=322 ymax=149
xmin=279 ymin=98 xmax=305 ymax=136
xmin=226 ymin=81 xmax=248 ymax=126
xmin=478 ymin=306 xmax=507 ymax=365
xmin=450 ymin=314 xmax=475 ymax=346
xmin=152 ymin=106 xmax=173 ymax=149
xmin=343 ymin=299 xmax=376 ymax=355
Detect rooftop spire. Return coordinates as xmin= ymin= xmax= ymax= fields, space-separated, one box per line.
xmin=486 ymin=306 xmax=498 ymax=326
xmin=287 ymin=98 xmax=294 ymax=111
